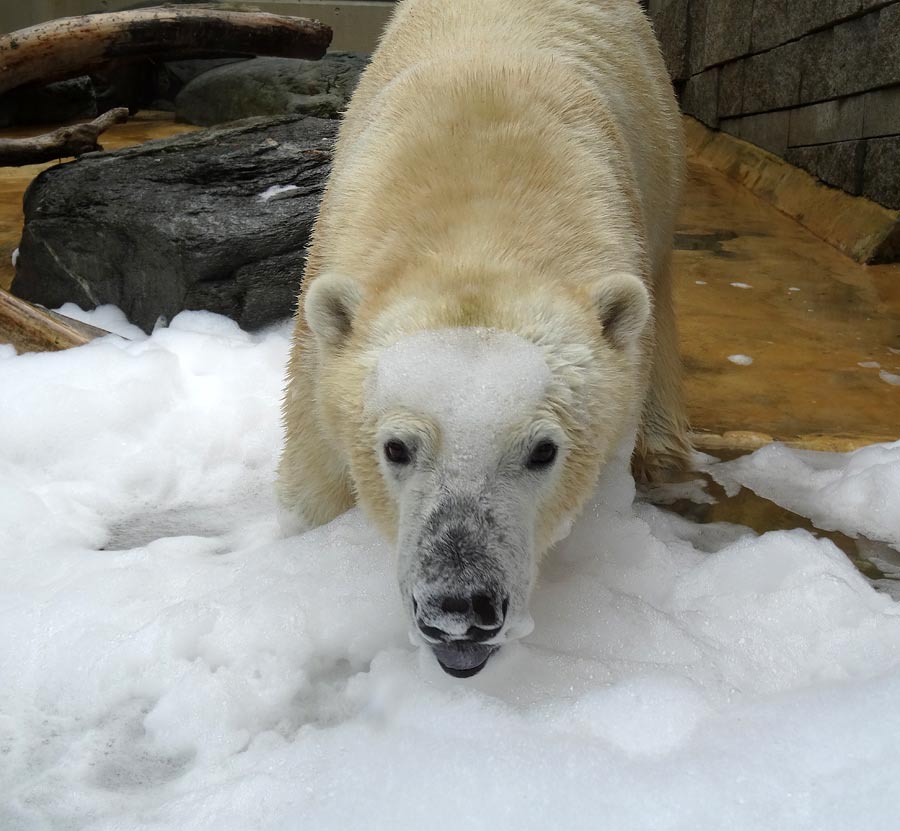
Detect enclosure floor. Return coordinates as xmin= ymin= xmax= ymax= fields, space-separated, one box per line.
xmin=677 ymin=160 xmax=899 ymax=449
xmin=0 ymin=113 xmax=897 ymax=447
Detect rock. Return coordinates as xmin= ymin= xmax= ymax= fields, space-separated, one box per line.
xmin=0 ymin=77 xmax=97 ymax=127
xmin=175 ymin=53 xmax=369 ymax=126
xmin=155 ymin=58 xmax=251 ymax=108
xmin=12 ymin=115 xmax=338 ymax=332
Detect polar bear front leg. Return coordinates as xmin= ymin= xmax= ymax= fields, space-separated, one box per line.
xmin=276 ymin=347 xmax=355 ymax=535
xmin=633 ymin=259 xmax=692 ymax=482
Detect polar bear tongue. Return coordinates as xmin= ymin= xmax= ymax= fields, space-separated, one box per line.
xmin=431 ymin=642 xmax=498 ymax=678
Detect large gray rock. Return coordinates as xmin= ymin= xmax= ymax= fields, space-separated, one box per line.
xmin=175 ymin=53 xmax=369 ymax=126
xmin=12 ymin=115 xmax=338 ymax=332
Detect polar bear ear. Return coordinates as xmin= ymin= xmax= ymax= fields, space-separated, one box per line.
xmin=591 ymin=273 xmax=651 ymax=350
xmin=303 ymin=272 xmax=363 ymax=349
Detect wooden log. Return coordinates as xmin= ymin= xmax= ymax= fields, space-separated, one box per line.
xmin=0 ymin=287 xmax=111 ymax=353
xmin=0 ymin=107 xmax=129 ymax=166
xmin=0 ymin=9 xmax=332 ymax=97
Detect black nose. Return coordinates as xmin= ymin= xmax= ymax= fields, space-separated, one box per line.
xmin=416 ymin=592 xmax=509 ymax=643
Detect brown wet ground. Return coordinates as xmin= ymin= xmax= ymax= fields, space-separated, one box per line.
xmin=2 ymin=112 xmax=897 ymax=448
xmin=677 ymin=160 xmax=899 ymax=450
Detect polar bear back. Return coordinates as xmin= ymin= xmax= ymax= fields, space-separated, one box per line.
xmin=333 ymin=0 xmax=683 ymax=276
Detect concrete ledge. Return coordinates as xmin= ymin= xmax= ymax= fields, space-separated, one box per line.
xmin=691 ymin=431 xmax=891 ymax=455
xmin=684 ymin=116 xmax=900 ymax=264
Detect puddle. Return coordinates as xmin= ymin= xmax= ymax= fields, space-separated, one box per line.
xmin=641 ymin=451 xmax=900 ymax=601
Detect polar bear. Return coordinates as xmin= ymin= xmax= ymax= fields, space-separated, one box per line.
xmin=278 ymin=0 xmax=689 ymax=676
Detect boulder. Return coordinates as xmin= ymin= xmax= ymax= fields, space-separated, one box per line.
xmin=12 ymin=114 xmax=337 ymax=332
xmin=175 ymin=53 xmax=368 ymax=125
xmin=0 ymin=77 xmax=97 ymax=128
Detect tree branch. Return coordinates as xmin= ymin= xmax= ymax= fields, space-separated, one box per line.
xmin=0 ymin=8 xmax=332 ymax=97
xmin=0 ymin=288 xmax=111 ymax=353
xmin=0 ymin=107 xmax=130 ymax=166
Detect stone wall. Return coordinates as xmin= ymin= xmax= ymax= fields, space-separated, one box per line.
xmin=647 ymin=0 xmax=900 ymax=209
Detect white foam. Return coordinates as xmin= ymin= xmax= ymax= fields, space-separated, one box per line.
xmin=371 ymin=328 xmax=552 ymax=460
xmin=706 ymin=441 xmax=900 ymax=548
xmin=858 ymin=360 xmax=881 ymax=369
xmin=880 ymin=370 xmax=900 ymax=386
xmin=55 ymin=302 xmax=149 ymax=340
xmin=259 ymin=184 xmax=299 ymax=202
xmin=11 ymin=247 xmax=18 ymax=266
xmin=728 ymin=354 xmax=753 ymax=365
xmin=730 ymin=282 xmax=752 ymax=289
xmin=2 ymin=310 xmax=900 ymax=830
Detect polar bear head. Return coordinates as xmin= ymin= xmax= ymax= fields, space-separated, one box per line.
xmin=304 ymin=267 xmax=650 ymax=676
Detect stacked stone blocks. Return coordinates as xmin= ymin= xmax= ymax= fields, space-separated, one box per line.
xmin=647 ymin=0 xmax=900 ymax=208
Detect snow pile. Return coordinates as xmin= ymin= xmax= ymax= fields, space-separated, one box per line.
xmin=2 ymin=309 xmax=900 ymax=831
xmin=708 ymin=441 xmax=900 ymax=548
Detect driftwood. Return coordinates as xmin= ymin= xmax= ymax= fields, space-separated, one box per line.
xmin=0 ymin=8 xmax=332 ymax=97
xmin=0 ymin=287 xmax=111 ymax=353
xmin=0 ymin=107 xmax=129 ymax=166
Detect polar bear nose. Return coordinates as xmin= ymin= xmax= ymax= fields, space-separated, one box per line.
xmin=415 ymin=592 xmax=509 ymax=643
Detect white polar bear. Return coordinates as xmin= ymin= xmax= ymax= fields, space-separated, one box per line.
xmin=278 ymin=0 xmax=689 ymax=676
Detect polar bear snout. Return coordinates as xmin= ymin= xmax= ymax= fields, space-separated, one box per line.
xmin=414 ymin=590 xmax=509 ymax=643
xmin=413 ymin=590 xmax=507 ymax=678
xmin=401 ymin=493 xmax=536 ymax=677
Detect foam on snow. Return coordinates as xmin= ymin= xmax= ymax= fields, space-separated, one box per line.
xmin=706 ymin=441 xmax=900 ymax=548
xmin=371 ymin=328 xmax=551 ymax=459
xmin=2 ymin=309 xmax=900 ymax=830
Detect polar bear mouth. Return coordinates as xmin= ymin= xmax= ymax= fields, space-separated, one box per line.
xmin=430 ymin=642 xmax=498 ymax=678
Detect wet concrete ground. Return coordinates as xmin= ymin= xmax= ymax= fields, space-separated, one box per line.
xmin=676 ymin=161 xmax=899 ymax=450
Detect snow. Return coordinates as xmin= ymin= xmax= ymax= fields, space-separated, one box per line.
xmin=258 ymin=184 xmax=299 ymax=203
xmin=728 ymin=354 xmax=753 ymax=365
xmin=706 ymin=441 xmax=900 ymax=548
xmin=3 ymin=308 xmax=900 ymax=830
xmin=372 ymin=328 xmax=551 ymax=460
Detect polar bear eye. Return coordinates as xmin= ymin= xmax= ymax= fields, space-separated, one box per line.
xmin=527 ymin=441 xmax=558 ymax=470
xmin=384 ymin=439 xmax=412 ymax=465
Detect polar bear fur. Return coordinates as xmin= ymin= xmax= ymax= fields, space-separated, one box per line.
xmin=278 ymin=0 xmax=689 ymax=672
